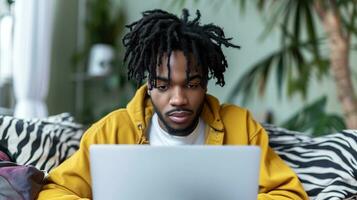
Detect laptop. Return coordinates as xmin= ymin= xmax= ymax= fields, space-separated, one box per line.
xmin=90 ymin=145 xmax=261 ymax=200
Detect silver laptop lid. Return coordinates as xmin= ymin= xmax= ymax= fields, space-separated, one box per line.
xmin=90 ymin=145 xmax=261 ymax=200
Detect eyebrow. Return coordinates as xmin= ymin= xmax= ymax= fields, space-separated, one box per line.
xmin=187 ymin=75 xmax=202 ymax=81
xmin=155 ymin=76 xmax=169 ymax=82
xmin=155 ymin=75 xmax=202 ymax=82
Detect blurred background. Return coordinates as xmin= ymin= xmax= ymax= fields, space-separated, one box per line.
xmin=0 ymin=0 xmax=357 ymax=135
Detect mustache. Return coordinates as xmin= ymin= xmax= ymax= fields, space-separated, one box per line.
xmin=166 ymin=108 xmax=193 ymax=116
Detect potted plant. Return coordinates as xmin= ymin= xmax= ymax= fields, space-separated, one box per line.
xmin=85 ymin=0 xmax=125 ymax=77
xmin=74 ymin=0 xmax=137 ymax=124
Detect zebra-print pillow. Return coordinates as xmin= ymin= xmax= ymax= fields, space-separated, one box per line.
xmin=0 ymin=113 xmax=84 ymax=172
xmin=263 ymin=123 xmax=357 ymax=200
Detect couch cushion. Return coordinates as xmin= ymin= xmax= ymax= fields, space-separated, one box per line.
xmin=263 ymin=123 xmax=357 ymax=200
xmin=0 ymin=155 xmax=44 ymax=200
xmin=0 ymin=113 xmax=84 ymax=172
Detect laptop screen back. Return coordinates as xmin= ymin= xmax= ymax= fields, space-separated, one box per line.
xmin=90 ymin=145 xmax=261 ymax=200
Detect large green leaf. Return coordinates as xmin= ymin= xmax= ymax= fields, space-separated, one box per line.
xmin=226 ymin=35 xmax=329 ymax=103
xmin=282 ymin=96 xmax=346 ymax=136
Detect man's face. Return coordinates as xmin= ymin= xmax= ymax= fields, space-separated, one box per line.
xmin=149 ymin=51 xmax=206 ymax=136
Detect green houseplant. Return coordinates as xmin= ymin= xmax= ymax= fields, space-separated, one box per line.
xmin=85 ymin=0 xmax=125 ymax=75
xmin=227 ymin=0 xmax=357 ymax=133
xmin=75 ymin=0 xmax=135 ymax=124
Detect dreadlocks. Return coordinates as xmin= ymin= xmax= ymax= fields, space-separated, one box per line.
xmin=122 ymin=9 xmax=240 ymax=88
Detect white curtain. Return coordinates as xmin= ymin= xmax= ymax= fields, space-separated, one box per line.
xmin=0 ymin=15 xmax=13 ymax=84
xmin=13 ymin=0 xmax=54 ymax=118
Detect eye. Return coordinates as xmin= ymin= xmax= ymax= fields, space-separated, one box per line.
xmin=187 ymin=82 xmax=199 ymax=89
xmin=156 ymin=84 xmax=169 ymax=91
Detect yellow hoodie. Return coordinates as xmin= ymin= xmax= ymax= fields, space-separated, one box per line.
xmin=37 ymin=85 xmax=308 ymax=200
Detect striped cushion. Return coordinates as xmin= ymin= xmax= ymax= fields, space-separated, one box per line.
xmin=263 ymin=123 xmax=357 ymax=200
xmin=0 ymin=113 xmax=84 ymax=172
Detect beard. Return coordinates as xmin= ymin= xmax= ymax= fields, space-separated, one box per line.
xmin=151 ymin=101 xmax=204 ymax=137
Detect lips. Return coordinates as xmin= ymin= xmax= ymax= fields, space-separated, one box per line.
xmin=167 ymin=110 xmax=192 ymax=124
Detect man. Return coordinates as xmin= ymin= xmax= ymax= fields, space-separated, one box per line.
xmin=37 ymin=9 xmax=308 ymax=199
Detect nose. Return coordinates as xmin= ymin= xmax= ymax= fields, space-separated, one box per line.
xmin=169 ymin=87 xmax=188 ymax=106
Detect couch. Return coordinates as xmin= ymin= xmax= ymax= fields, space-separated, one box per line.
xmin=0 ymin=113 xmax=356 ymax=200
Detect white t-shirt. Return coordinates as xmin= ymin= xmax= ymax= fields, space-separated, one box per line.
xmin=148 ymin=113 xmax=208 ymax=145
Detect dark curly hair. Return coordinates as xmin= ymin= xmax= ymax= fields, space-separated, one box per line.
xmin=122 ymin=9 xmax=240 ymax=88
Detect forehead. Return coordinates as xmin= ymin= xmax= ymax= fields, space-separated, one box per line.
xmin=156 ymin=51 xmax=202 ymax=77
